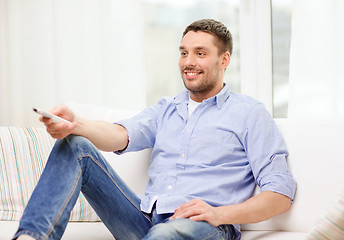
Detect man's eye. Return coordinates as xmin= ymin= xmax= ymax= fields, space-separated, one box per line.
xmin=198 ymin=52 xmax=205 ymax=56
xmin=181 ymin=52 xmax=187 ymax=56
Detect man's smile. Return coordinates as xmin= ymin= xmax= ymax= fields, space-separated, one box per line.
xmin=183 ymin=70 xmax=203 ymax=79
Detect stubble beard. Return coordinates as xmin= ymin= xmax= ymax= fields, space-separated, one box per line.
xmin=183 ymin=78 xmax=217 ymax=96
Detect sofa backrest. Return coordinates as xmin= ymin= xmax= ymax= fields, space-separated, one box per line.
xmin=242 ymin=119 xmax=344 ymax=232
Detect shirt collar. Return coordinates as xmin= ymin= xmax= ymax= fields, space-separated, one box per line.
xmin=173 ymin=84 xmax=231 ymax=109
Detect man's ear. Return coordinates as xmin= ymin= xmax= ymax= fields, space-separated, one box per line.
xmin=221 ymin=51 xmax=231 ymax=70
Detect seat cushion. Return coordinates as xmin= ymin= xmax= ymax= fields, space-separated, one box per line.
xmin=0 ymin=221 xmax=308 ymax=240
xmin=0 ymin=221 xmax=113 ymax=240
xmin=241 ymin=230 xmax=307 ymax=240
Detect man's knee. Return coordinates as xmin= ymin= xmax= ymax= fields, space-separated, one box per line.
xmin=143 ymin=220 xmax=178 ymax=239
xmin=63 ymin=135 xmax=93 ymax=149
xmin=53 ymin=135 xmax=96 ymax=156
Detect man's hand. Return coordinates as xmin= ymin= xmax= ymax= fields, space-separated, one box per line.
xmin=170 ymin=199 xmax=222 ymax=227
xmin=40 ymin=105 xmax=77 ymax=139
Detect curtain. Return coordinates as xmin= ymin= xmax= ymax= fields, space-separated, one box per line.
xmin=288 ymin=0 xmax=344 ymax=119
xmin=0 ymin=0 xmax=145 ymax=126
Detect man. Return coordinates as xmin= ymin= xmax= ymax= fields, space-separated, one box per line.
xmin=14 ymin=19 xmax=296 ymax=240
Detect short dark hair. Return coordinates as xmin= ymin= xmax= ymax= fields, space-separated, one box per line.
xmin=183 ymin=19 xmax=233 ymax=55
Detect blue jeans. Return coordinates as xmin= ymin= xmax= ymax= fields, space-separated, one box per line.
xmin=13 ymin=135 xmax=236 ymax=240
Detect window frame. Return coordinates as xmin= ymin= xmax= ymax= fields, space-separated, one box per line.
xmin=239 ymin=0 xmax=273 ymax=114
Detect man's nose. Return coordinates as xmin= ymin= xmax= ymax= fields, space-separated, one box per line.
xmin=184 ymin=54 xmax=196 ymax=67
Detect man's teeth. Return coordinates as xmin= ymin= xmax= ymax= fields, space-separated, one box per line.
xmin=186 ymin=72 xmax=198 ymax=76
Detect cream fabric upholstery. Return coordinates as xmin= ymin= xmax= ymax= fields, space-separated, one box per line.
xmin=0 ymin=127 xmax=99 ymax=222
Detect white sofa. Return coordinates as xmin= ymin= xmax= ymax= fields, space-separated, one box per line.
xmin=1 ymin=104 xmax=343 ymax=240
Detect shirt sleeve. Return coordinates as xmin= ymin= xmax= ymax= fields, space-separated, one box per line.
xmin=114 ymin=97 xmax=170 ymax=154
xmin=244 ymin=103 xmax=296 ymax=201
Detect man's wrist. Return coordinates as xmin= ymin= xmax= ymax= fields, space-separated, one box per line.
xmin=215 ymin=205 xmax=230 ymax=226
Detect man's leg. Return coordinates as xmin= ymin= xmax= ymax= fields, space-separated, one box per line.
xmin=13 ymin=135 xmax=152 ymax=240
xmin=143 ymin=218 xmax=235 ymax=240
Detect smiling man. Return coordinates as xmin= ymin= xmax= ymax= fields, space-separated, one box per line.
xmin=14 ymin=19 xmax=296 ymax=240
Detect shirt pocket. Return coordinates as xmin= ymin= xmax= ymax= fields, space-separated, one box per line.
xmin=217 ymin=129 xmax=236 ymax=141
xmin=188 ymin=128 xmax=244 ymax=167
xmin=216 ymin=129 xmax=244 ymax=155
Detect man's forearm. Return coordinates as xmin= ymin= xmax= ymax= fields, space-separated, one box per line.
xmin=217 ymin=191 xmax=291 ymax=225
xmin=73 ymin=117 xmax=129 ymax=152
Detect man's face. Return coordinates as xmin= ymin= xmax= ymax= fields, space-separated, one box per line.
xmin=179 ymin=31 xmax=228 ymax=101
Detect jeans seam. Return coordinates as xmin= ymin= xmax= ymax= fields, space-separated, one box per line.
xmin=79 ymin=153 xmax=152 ymax=224
xmin=45 ymin=168 xmax=82 ymax=238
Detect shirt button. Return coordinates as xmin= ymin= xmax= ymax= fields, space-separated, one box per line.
xmin=181 ymin=153 xmax=186 ymax=158
xmin=168 ymin=185 xmax=172 ymax=190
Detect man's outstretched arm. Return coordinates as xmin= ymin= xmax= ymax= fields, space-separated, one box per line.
xmin=39 ymin=105 xmax=129 ymax=152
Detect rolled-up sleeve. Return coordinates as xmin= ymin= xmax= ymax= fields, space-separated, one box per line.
xmin=244 ymin=103 xmax=296 ymax=201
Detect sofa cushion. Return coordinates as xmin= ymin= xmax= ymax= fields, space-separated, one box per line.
xmin=0 ymin=127 xmax=99 ymax=222
xmin=307 ymin=190 xmax=344 ymax=239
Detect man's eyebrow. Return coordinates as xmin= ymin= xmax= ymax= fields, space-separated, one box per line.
xmin=194 ymin=46 xmax=208 ymax=51
xmin=179 ymin=46 xmax=209 ymax=51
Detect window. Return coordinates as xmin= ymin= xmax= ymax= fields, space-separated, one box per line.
xmin=272 ymin=0 xmax=292 ymax=118
xmin=239 ymin=0 xmax=291 ymax=118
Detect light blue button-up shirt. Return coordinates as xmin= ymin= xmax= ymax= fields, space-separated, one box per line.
xmin=117 ymin=85 xmax=296 ymax=235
